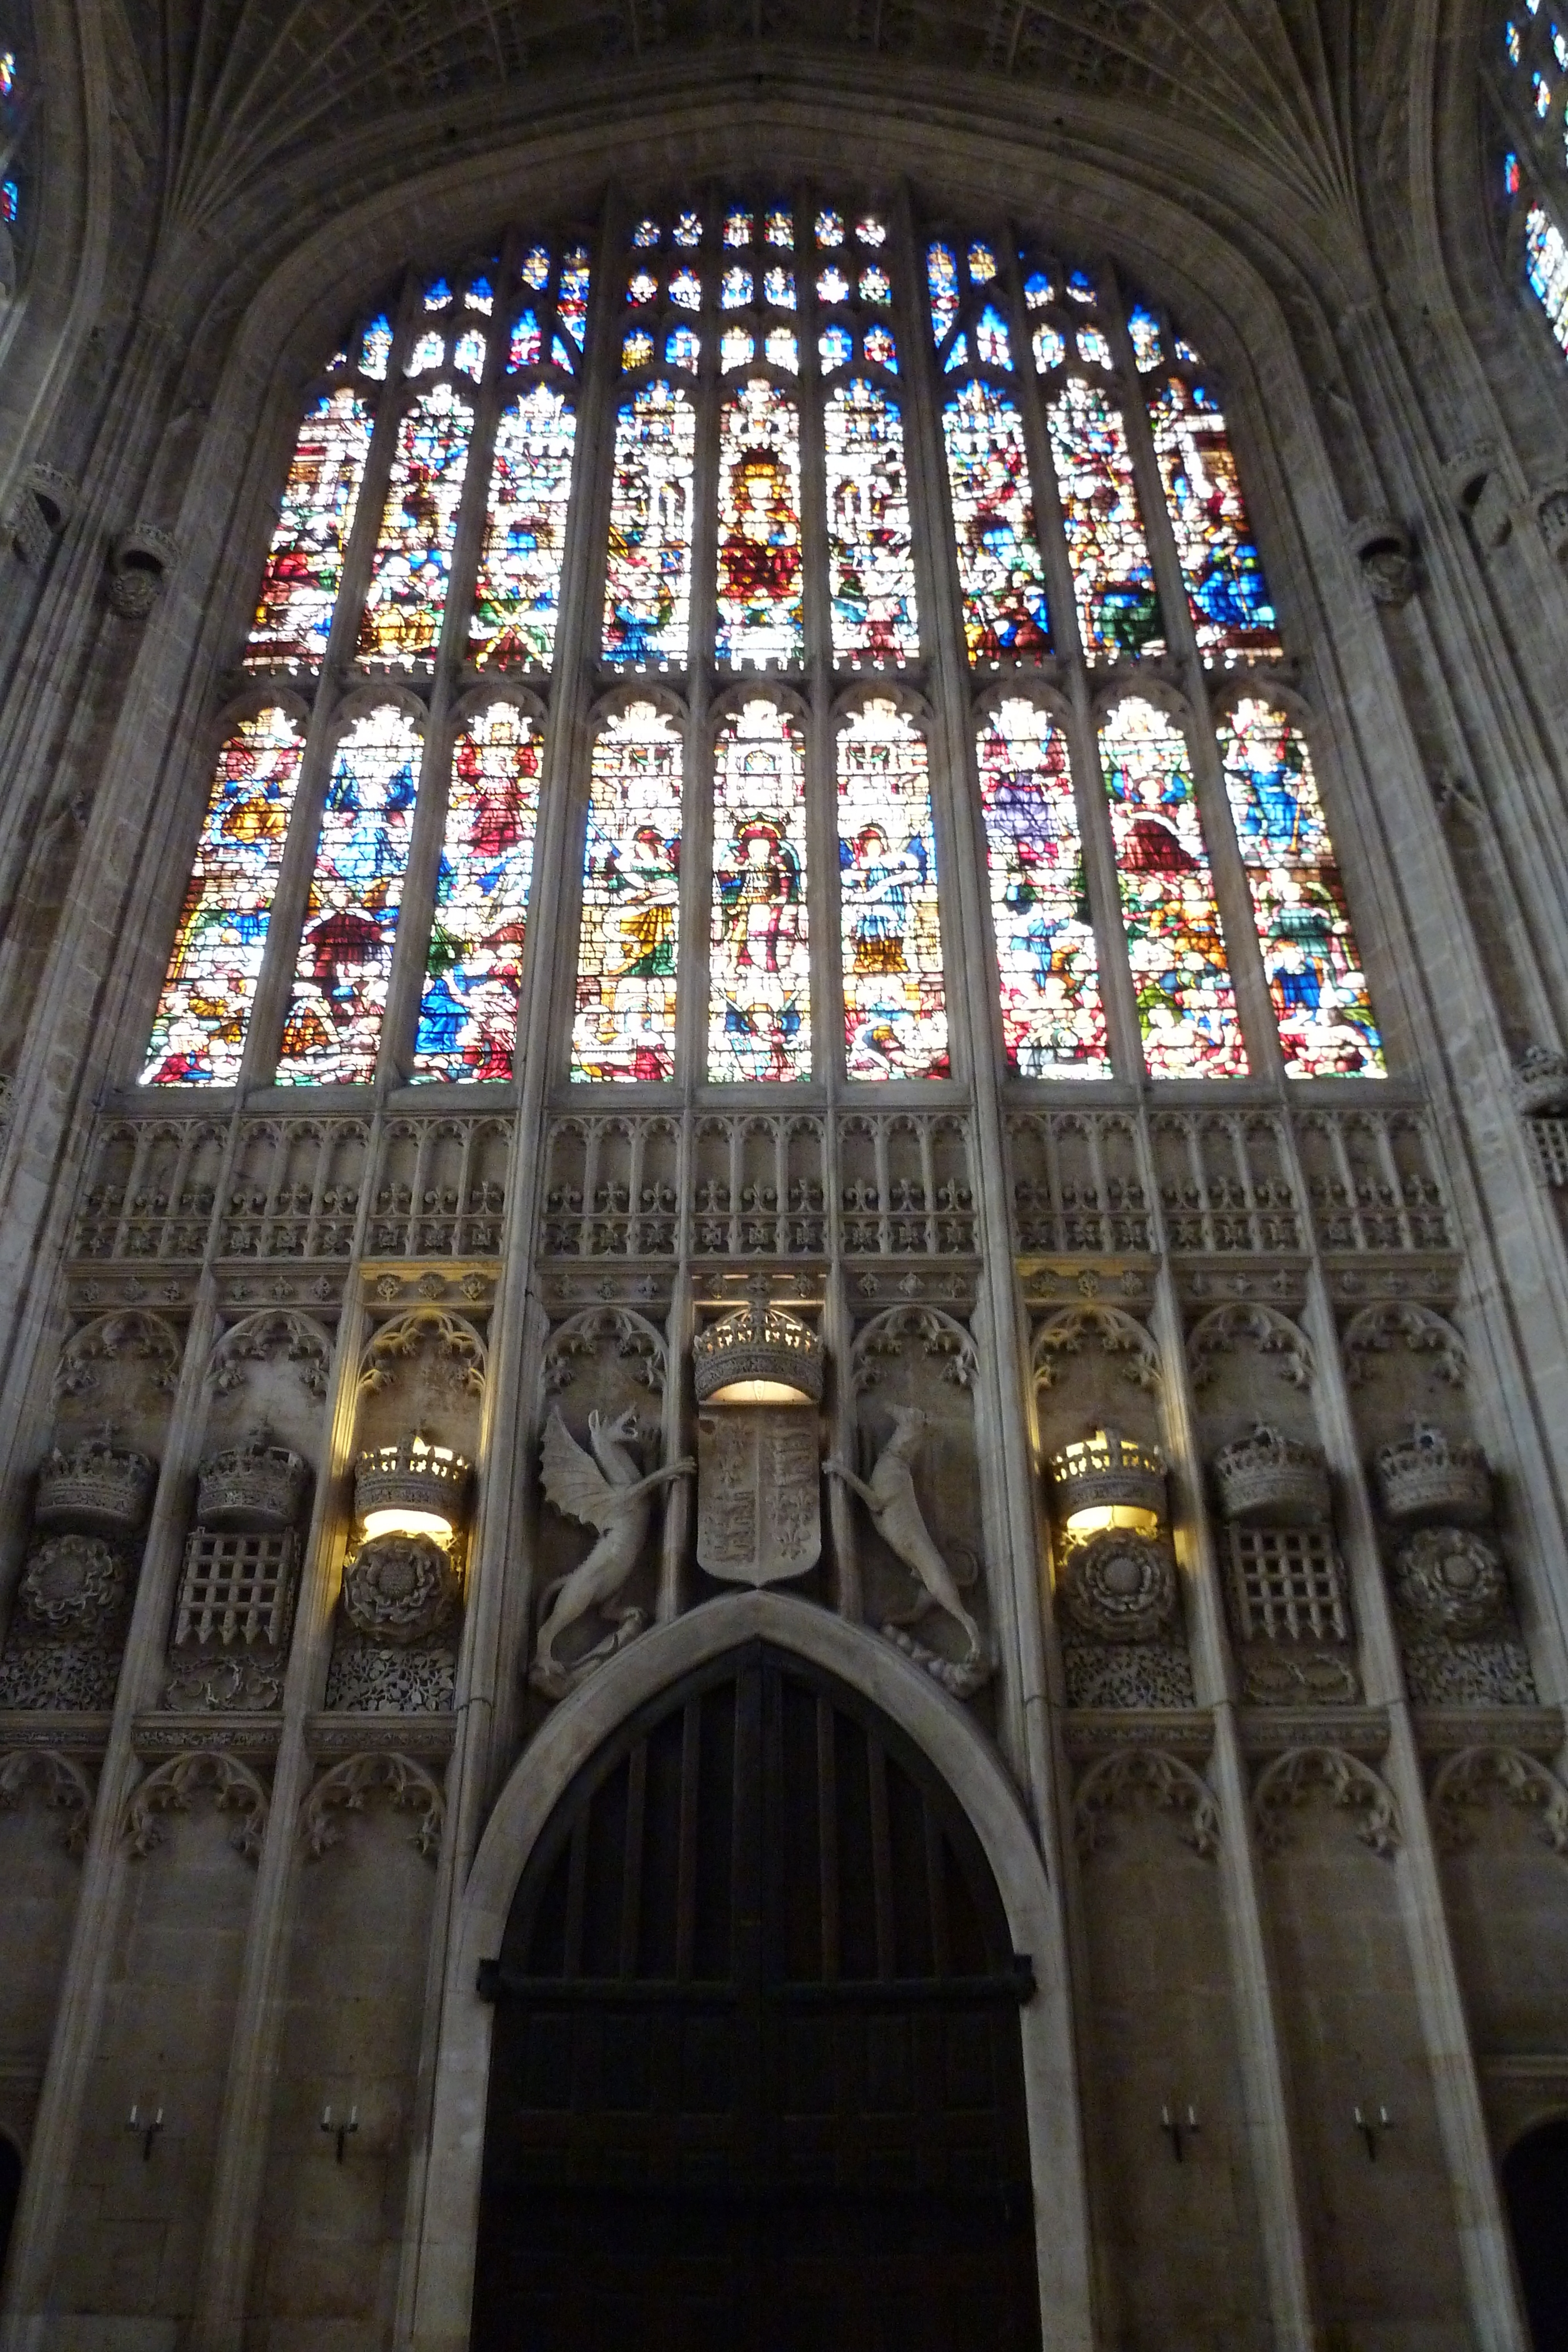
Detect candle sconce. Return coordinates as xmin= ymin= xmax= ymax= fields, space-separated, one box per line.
xmin=320 ymin=2102 xmax=359 ymax=2163
xmin=1354 ymin=2103 xmax=1394 ymax=2160
xmin=126 ymin=2103 xmax=163 ymax=2161
xmin=1159 ymin=2100 xmax=1201 ymax=2163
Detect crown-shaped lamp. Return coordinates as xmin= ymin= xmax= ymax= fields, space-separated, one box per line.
xmin=354 ymin=1432 xmax=472 ymax=1544
xmin=694 ymin=1301 xmax=823 ymax=1406
xmin=1047 ymin=1425 xmax=1166 ymax=1537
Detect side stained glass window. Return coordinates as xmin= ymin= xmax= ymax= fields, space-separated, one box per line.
xmin=708 ymin=700 xmax=811 ymax=1081
xmin=823 ymin=379 xmax=919 ymax=663
xmin=414 ymin=703 xmax=543 ymax=1081
xmin=571 ymin=701 xmax=683 ymax=1081
xmin=245 ymin=389 xmax=372 ymax=669
xmin=838 ymin=701 xmax=950 ymax=1080
xmin=716 ymin=379 xmax=804 ymax=667
xmin=603 ymin=381 xmax=697 ymax=666
xmin=940 ymin=380 xmax=1051 ymax=662
xmin=358 ymin=383 xmax=474 ymax=665
xmin=1218 ymin=700 xmax=1383 ymax=1078
xmin=141 ymin=709 xmax=306 ymax=1085
xmin=469 ymin=386 xmax=577 ymax=669
xmin=1046 ymin=375 xmax=1165 ymax=660
xmin=1099 ymin=696 xmax=1247 ymax=1079
xmin=1525 ymin=203 xmax=1568 ymax=352
xmin=276 ymin=705 xmax=423 ymax=1085
xmin=978 ymin=700 xmax=1109 ymax=1078
xmin=1146 ymin=374 xmax=1282 ymax=660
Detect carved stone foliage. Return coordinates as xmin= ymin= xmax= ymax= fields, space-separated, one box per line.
xmin=1241 ymin=1652 xmax=1360 ymax=1706
xmin=1188 ymin=1302 xmax=1313 ymax=1394
xmin=1393 ymin=1528 xmax=1508 ymax=1637
xmin=342 ymin=1534 xmax=462 ymax=1645
xmin=209 ymin=1309 xmax=332 ymax=1401
xmin=360 ymin=1307 xmax=487 ymax=1399
xmin=1074 ymin=1749 xmax=1221 ymax=1861
xmin=845 ymin=1309 xmax=991 ymax=1695
xmin=1401 ymin=1638 xmax=1538 ymax=1708
xmin=1059 ymin=1531 xmax=1178 ymax=1644
xmin=1429 ymin=1748 xmax=1568 ymax=1857
xmin=0 ymin=1524 xmax=134 ymax=1710
xmin=544 ymin=1304 xmax=667 ymax=1396
xmin=55 ymin=1309 xmax=183 ymax=1401
xmin=1032 ymin=1304 xmax=1159 ymax=1394
xmin=1341 ymin=1302 xmax=1468 ymax=1392
xmin=0 ymin=1749 xmax=96 ymax=1854
xmin=1253 ymin=1748 xmax=1401 ymax=1858
xmin=299 ymin=1751 xmax=446 ymax=1860
xmin=15 ymin=1534 xmax=128 ymax=1635
xmin=323 ymin=1636 xmax=457 ymax=1713
xmin=121 ymin=1751 xmax=270 ymax=1861
xmin=1061 ymin=1642 xmax=1196 ymax=1709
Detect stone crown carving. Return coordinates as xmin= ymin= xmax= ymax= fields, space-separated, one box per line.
xmin=1059 ymin=1529 xmax=1177 ymax=1644
xmin=35 ymin=1432 xmax=155 ymax=1535
xmin=1047 ymin=1426 xmax=1166 ymax=1525
xmin=197 ymin=1436 xmax=309 ymax=1531
xmin=693 ymin=1301 xmax=823 ymax=1403
xmin=18 ymin=1532 xmax=128 ymax=1635
xmin=354 ymin=1434 xmax=471 ymax=1526
xmin=1212 ymin=1424 xmax=1329 ymax=1525
xmin=1393 ymin=1527 xmax=1508 ymax=1638
xmin=342 ymin=1533 xmax=460 ymax=1646
xmin=1513 ymin=1044 xmax=1568 ymax=1117
xmin=1373 ymin=1422 xmax=1490 ymax=1525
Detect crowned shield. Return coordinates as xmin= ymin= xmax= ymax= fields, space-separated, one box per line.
xmin=696 ymin=1405 xmax=821 ymax=1586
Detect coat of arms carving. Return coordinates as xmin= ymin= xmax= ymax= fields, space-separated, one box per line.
xmin=696 ymin=1406 xmax=820 ymax=1586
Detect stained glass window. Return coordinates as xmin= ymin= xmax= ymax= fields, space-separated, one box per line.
xmin=1526 ymin=202 xmax=1568 ymax=352
xmin=708 ymin=700 xmax=811 ymax=1081
xmin=1218 ymin=700 xmax=1383 ymax=1078
xmin=823 ymin=380 xmax=919 ymax=664
xmin=357 ymin=383 xmax=473 ymax=665
xmin=571 ymin=702 xmax=683 ymax=1081
xmin=1046 ymin=377 xmax=1165 ymax=660
xmin=414 ymin=704 xmax=542 ymax=1080
xmin=245 ymin=389 xmax=372 ymax=669
xmin=716 ymin=380 xmax=803 ymax=668
xmin=276 ymin=706 xmax=423 ymax=1084
xmin=978 ymin=700 xmax=1108 ymax=1077
xmin=141 ymin=710 xmax=306 ymax=1085
xmin=1099 ymin=696 xmax=1246 ymax=1078
xmin=838 ymin=701 xmax=949 ymax=1079
xmin=940 ymin=380 xmax=1051 ymax=662
xmin=1147 ymin=375 xmax=1282 ymax=659
xmin=603 ymin=381 xmax=697 ymax=665
xmin=468 ymin=386 xmax=576 ymax=668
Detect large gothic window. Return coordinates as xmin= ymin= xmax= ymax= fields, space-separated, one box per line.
xmin=1495 ymin=7 xmax=1568 ymax=356
xmin=141 ymin=193 xmax=1384 ymax=1092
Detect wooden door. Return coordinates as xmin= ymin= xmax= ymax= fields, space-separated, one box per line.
xmin=472 ymin=1641 xmax=1041 ymax=2352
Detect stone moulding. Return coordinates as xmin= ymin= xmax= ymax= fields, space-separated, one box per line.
xmin=1252 ymin=1745 xmax=1401 ymax=1857
xmin=209 ymin=1308 xmax=333 ymax=1400
xmin=1072 ymin=1747 xmax=1221 ymax=1860
xmin=544 ymin=1303 xmax=667 ymax=1396
xmin=299 ymin=1750 xmax=446 ymax=1860
xmin=1341 ymin=1301 xmax=1468 ymax=1389
xmin=120 ymin=1749 xmax=270 ymax=1860
xmin=55 ymin=1308 xmax=183 ymax=1399
xmin=0 ymin=1748 xmax=96 ymax=1853
xmin=851 ymin=1302 xmax=978 ymax=1392
xmin=1186 ymin=1300 xmax=1313 ymax=1392
xmin=359 ymin=1305 xmax=487 ymax=1396
xmin=1032 ymin=1302 xmax=1159 ymax=1392
xmin=1429 ymin=1746 xmax=1568 ymax=1857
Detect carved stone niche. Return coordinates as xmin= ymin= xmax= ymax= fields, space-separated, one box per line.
xmin=525 ymin=1304 xmax=677 ymax=1706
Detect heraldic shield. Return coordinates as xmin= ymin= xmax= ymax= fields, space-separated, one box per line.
xmin=696 ymin=1406 xmax=821 ymax=1586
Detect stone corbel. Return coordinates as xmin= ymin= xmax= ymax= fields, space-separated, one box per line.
xmin=1348 ymin=513 xmax=1418 ymax=607
xmin=1447 ymin=446 xmax=1514 ymax=551
xmin=8 ymin=462 xmax=77 ymax=565
xmin=106 ymin=522 xmax=180 ymax=619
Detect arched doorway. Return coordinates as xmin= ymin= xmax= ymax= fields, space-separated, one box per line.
xmin=1504 ymin=2118 xmax=1568 ymax=2352
xmin=472 ymin=1639 xmax=1042 ymax=2351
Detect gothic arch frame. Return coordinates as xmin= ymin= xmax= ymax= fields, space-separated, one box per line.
xmin=409 ymin=1589 xmax=1092 ymax=2352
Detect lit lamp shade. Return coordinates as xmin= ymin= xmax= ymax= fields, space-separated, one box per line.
xmin=1047 ymin=1426 xmax=1166 ymax=1538
xmin=693 ymin=1302 xmax=824 ymax=1408
xmin=354 ymin=1434 xmax=472 ymax=1545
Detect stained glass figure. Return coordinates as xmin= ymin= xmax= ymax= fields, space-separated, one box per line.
xmin=632 ymin=219 xmax=660 ymax=248
xmin=1076 ymin=325 xmax=1113 ymax=369
xmin=940 ymin=380 xmax=1051 ymax=661
xmin=406 ymin=330 xmax=443 ymax=376
xmin=854 ymin=214 xmax=887 ymax=246
xmin=944 ymin=335 xmax=969 ymax=374
xmin=360 ymin=315 xmax=393 ymax=378
xmin=967 ymin=242 xmax=998 ymax=283
xmin=425 ymin=278 xmax=453 ymax=310
xmin=571 ymin=701 xmax=683 ymax=1081
xmin=1033 ymin=324 xmax=1066 ymax=372
xmin=1526 ymin=203 xmax=1568 ymax=352
xmin=862 ymin=324 xmax=897 ymax=371
xmin=466 ymin=276 xmax=494 ymax=313
xmin=559 ymin=248 xmax=590 ymax=347
xmin=469 ymin=385 xmax=576 ymax=669
xmin=1128 ymin=305 xmax=1162 ymax=370
xmin=723 ymin=326 xmax=756 ymax=372
xmin=838 ymin=701 xmax=948 ymax=1078
xmin=766 ymin=209 xmax=794 ymax=247
xmin=1218 ymin=700 xmax=1383 ymax=1077
xmin=673 ymin=210 xmax=702 ymax=246
xmin=1067 ymin=270 xmax=1096 ymax=304
xmin=141 ymin=709 xmax=306 ymax=1085
xmin=665 ymin=326 xmax=701 ymax=372
xmin=1148 ymin=375 xmax=1282 ymax=658
xmin=860 ymin=265 xmax=892 ymax=305
xmin=977 ymin=306 xmax=1012 ymax=367
xmin=414 ymin=704 xmax=542 ymax=1080
xmin=512 ymin=312 xmax=543 ymax=368
xmin=824 ymin=379 xmax=920 ymax=664
xmin=707 ymin=700 xmax=811 ymax=1081
xmin=1024 ymin=270 xmax=1053 ymax=309
xmin=453 ymin=329 xmax=486 ymax=380
xmin=977 ymin=701 xmax=1107 ymax=1077
xmin=623 ymin=329 xmax=654 ymax=370
xmin=245 ymin=389 xmax=372 ymax=669
xmin=628 ymin=268 xmax=658 ymax=308
xmin=818 ymin=264 xmax=852 ymax=305
xmin=764 ymin=326 xmax=799 ymax=371
xmin=816 ymin=209 xmax=845 ymax=246
xmin=276 ymin=705 xmax=423 ymax=1084
xmin=726 ymin=208 xmax=753 ymax=246
xmin=722 ymin=265 xmax=753 ymax=309
xmin=0 ymin=52 xmax=15 ymax=98
xmin=764 ymin=267 xmax=795 ymax=309
xmin=927 ymin=242 xmax=960 ymax=342
xmin=1046 ymin=376 xmax=1165 ymax=660
xmin=716 ymin=379 xmax=803 ymax=667
xmin=1509 ymin=18 xmax=1524 ymax=57
xmin=670 ymin=266 xmax=701 ymax=310
xmin=1098 ymin=696 xmax=1246 ymax=1078
xmin=357 ymin=382 xmax=473 ymax=665
xmin=820 ymin=323 xmax=852 ymax=373
xmin=603 ymin=380 xmax=697 ymax=665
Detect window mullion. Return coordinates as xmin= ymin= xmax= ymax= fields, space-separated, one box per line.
xmin=1104 ymin=266 xmax=1285 ymax=1085
xmin=678 ymin=188 xmax=723 ymax=1095
xmin=999 ymin=222 xmax=1144 ymax=1087
xmin=375 ymin=233 xmax=521 ymax=1088
xmin=797 ymin=180 xmax=841 ymax=1106
xmin=238 ymin=268 xmax=424 ymax=1092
